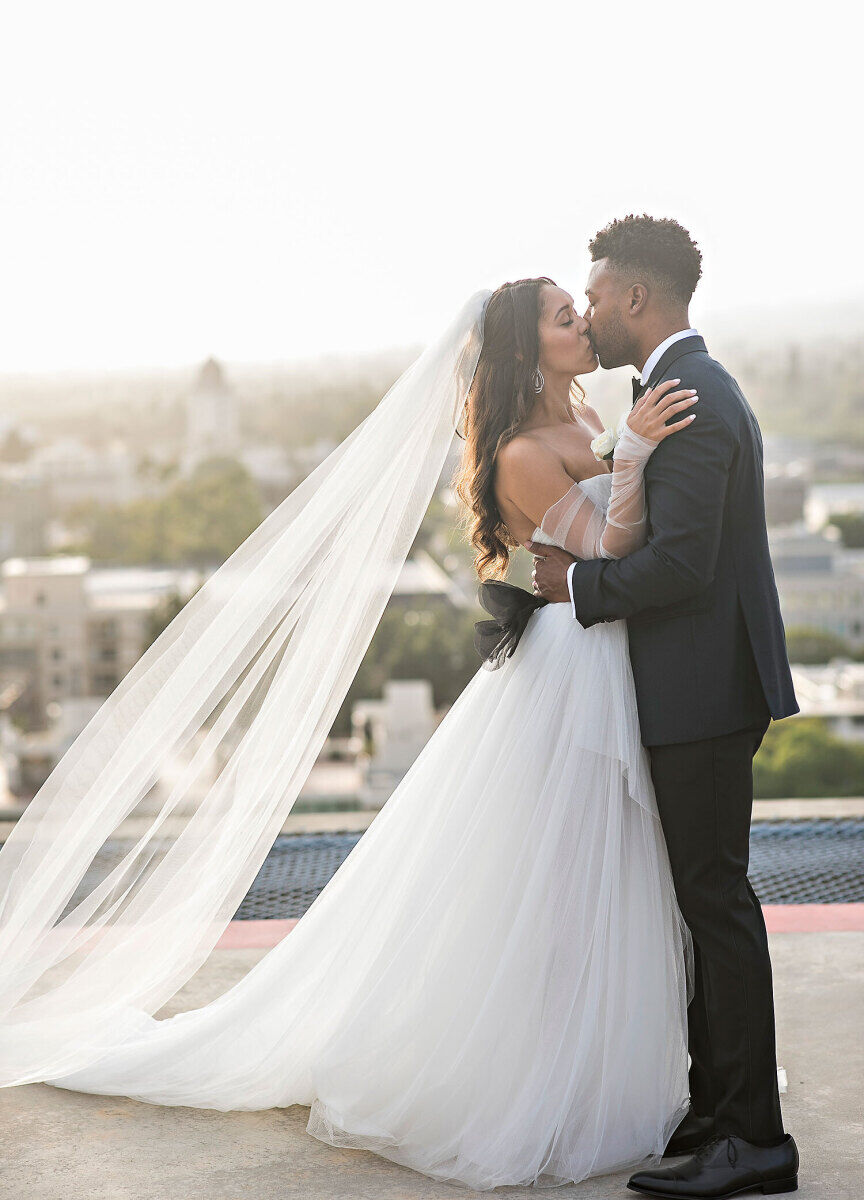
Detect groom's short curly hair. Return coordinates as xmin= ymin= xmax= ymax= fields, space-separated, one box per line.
xmin=589 ymin=214 xmax=702 ymax=305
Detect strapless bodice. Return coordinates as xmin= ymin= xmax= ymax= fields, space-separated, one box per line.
xmin=529 ymin=470 xmax=613 ymax=549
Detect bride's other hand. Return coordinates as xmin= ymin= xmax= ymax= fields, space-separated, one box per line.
xmin=628 ymin=379 xmax=698 ymax=443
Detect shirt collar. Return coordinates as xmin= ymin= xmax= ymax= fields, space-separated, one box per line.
xmin=640 ymin=328 xmax=700 ymax=384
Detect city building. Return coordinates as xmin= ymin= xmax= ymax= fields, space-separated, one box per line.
xmin=0 ymin=556 xmax=203 ymax=734
xmin=764 ymin=470 xmax=807 ymax=527
xmin=805 ymin=482 xmax=864 ymax=532
xmin=770 ymin=527 xmax=864 ymax=649
xmin=387 ymin=549 xmax=471 ymax=610
xmin=0 ymin=472 xmax=51 ymax=557
xmin=27 ymin=436 xmax=143 ymax=507
xmin=352 ymin=679 xmax=437 ymax=808
xmin=182 ymin=356 xmax=241 ymax=470
xmin=790 ymin=662 xmax=864 ymax=741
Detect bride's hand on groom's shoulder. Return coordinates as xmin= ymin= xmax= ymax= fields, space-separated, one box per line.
xmin=628 ymin=378 xmax=699 ymax=444
xmin=526 ymin=542 xmax=578 ymax=603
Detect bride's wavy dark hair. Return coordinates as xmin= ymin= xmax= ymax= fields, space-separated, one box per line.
xmin=452 ymin=277 xmax=586 ymax=581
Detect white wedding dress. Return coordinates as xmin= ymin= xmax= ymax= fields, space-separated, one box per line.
xmin=45 ymin=466 xmax=694 ymax=1192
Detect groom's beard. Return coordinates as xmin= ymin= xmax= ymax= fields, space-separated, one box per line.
xmin=595 ymin=345 xmax=627 ymax=371
xmin=586 ymin=320 xmax=632 ymax=372
xmin=593 ymin=336 xmax=637 ymax=372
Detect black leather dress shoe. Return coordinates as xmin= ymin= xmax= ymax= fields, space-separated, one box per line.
xmin=662 ymin=1108 xmax=716 ymax=1157
xmin=627 ymin=1131 xmax=799 ymax=1197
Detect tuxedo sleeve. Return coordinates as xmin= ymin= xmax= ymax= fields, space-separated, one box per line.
xmin=567 ymin=397 xmax=736 ymax=627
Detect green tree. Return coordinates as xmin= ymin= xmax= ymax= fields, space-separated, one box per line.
xmin=145 ymin=584 xmax=202 ymax=648
xmin=829 ymin=512 xmax=864 ymax=549
xmin=754 ymin=717 xmax=864 ymax=798
xmin=74 ymin=457 xmax=263 ymax=566
xmin=784 ymin=625 xmax=854 ymax=664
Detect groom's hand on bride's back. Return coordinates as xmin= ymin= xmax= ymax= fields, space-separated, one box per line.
xmin=527 ymin=542 xmax=579 ymax=603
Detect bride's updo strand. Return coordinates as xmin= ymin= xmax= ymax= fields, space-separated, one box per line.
xmin=453 ymin=277 xmax=584 ymax=581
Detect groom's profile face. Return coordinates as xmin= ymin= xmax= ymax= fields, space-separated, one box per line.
xmin=583 ymin=259 xmax=634 ymax=371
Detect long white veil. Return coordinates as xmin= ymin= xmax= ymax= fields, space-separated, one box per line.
xmin=0 ymin=288 xmax=491 ymax=1087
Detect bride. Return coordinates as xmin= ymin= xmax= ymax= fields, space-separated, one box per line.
xmin=0 ymin=277 xmax=700 ymax=1191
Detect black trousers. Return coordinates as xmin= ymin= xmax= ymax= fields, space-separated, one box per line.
xmin=647 ymin=719 xmax=785 ymax=1143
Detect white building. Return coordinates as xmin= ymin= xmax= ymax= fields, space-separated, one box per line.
xmin=790 ymin=662 xmax=864 ymax=741
xmin=0 ymin=556 xmax=204 ymax=725
xmin=770 ymin=526 xmax=864 ymax=648
xmin=183 ymin=357 xmax=241 ymax=470
xmin=805 ymin=483 xmax=864 ymax=532
xmin=27 ymin=436 xmax=143 ymax=507
xmin=0 ymin=543 xmax=466 ymax=800
xmin=389 ymin=549 xmax=470 ymax=609
xmin=0 ymin=557 xmax=206 ymax=797
xmin=352 ymin=679 xmax=437 ymax=808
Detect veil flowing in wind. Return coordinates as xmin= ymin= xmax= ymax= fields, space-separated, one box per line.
xmin=0 ymin=289 xmax=491 ymax=1087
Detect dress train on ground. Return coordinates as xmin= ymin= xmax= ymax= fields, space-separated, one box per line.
xmin=50 ymin=577 xmax=692 ymax=1190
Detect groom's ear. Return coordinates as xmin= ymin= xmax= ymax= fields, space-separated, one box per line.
xmin=627 ymin=283 xmax=649 ymax=316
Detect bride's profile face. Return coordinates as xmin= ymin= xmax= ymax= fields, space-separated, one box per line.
xmin=537 ymin=285 xmax=599 ymax=379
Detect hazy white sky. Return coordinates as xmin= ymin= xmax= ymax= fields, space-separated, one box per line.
xmin=0 ymin=1 xmax=859 ymax=372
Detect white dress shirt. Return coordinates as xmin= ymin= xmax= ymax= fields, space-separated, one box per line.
xmin=564 ymin=328 xmax=700 ymax=621
xmin=639 ymin=327 xmax=699 ymax=385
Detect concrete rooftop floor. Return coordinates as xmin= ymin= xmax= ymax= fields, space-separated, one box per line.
xmin=1 ymin=929 xmax=862 ymax=1200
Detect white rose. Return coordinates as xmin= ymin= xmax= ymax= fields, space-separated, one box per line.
xmin=590 ymin=429 xmax=617 ymax=461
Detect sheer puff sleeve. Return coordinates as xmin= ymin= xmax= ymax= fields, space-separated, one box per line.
xmin=538 ymin=425 xmax=659 ymax=561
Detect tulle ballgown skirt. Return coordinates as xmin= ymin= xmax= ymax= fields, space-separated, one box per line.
xmin=49 ymin=602 xmax=693 ymax=1191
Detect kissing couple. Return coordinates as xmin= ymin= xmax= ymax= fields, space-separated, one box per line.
xmin=0 ymin=215 xmax=800 ymax=1198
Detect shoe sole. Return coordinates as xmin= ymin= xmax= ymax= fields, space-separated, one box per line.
xmin=626 ymin=1176 xmax=798 ymax=1198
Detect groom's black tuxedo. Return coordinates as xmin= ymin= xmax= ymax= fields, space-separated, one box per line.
xmin=569 ymin=334 xmax=796 ymax=1146
xmin=568 ymin=334 xmax=798 ymax=747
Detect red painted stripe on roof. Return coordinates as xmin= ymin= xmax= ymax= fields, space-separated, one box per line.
xmin=214 ymin=905 xmax=864 ymax=949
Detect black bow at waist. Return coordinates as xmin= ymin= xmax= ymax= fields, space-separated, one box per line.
xmin=473 ymin=579 xmax=548 ymax=670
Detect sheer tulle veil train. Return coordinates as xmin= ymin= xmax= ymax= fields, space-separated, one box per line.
xmin=0 ymin=289 xmax=492 ymax=1085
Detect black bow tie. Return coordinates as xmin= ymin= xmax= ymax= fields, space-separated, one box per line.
xmin=632 ymin=376 xmax=646 ymax=407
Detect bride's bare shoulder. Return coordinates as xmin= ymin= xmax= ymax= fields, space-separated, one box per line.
xmin=495 ymin=432 xmax=558 ymax=472
xmin=493 ymin=433 xmax=565 ymax=497
xmin=496 ymin=423 xmax=598 ymax=488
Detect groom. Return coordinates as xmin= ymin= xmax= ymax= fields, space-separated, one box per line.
xmin=530 ymin=216 xmax=800 ymax=1199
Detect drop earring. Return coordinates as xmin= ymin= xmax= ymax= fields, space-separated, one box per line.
xmin=532 ymin=366 xmax=545 ymax=394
